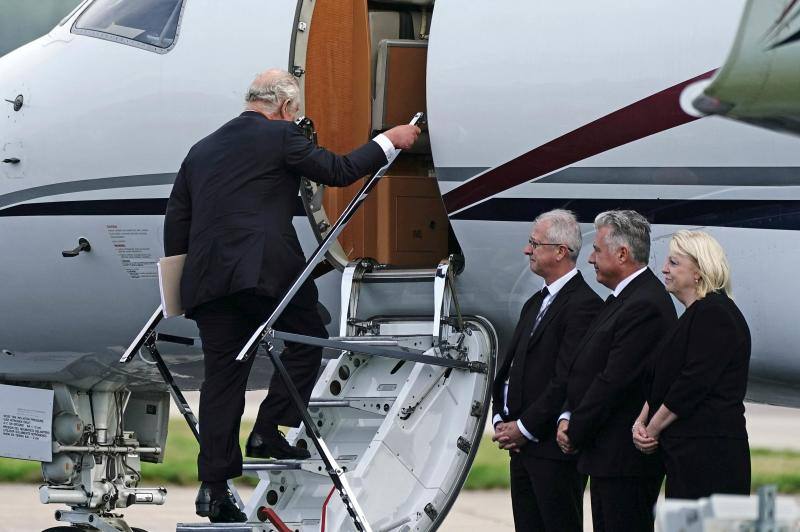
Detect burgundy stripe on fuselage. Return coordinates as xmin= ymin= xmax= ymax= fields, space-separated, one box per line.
xmin=442 ymin=70 xmax=717 ymax=214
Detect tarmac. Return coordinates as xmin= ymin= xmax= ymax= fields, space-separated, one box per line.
xmin=0 ymin=485 xmax=523 ymax=531
xmin=0 ymin=401 xmax=796 ymax=531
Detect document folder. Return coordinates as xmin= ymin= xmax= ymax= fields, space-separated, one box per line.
xmin=157 ymin=254 xmax=186 ymax=318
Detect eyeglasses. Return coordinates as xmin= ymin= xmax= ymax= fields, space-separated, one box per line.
xmin=528 ymin=237 xmax=574 ymax=252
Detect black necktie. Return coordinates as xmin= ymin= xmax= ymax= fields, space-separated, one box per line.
xmin=530 ymin=286 xmax=552 ymax=335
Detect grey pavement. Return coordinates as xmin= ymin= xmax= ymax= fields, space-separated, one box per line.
xmin=741 ymin=402 xmax=800 ymax=450
xmin=0 ymin=484 xmax=527 ymax=532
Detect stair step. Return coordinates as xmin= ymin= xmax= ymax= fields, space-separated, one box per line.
xmin=242 ymin=457 xmax=356 ymax=472
xmin=242 ymin=459 xmax=303 ymax=471
xmin=327 ymin=336 xmax=401 ymax=346
xmin=308 ymin=399 xmax=350 ymax=408
xmin=360 ymin=267 xmax=438 ymax=282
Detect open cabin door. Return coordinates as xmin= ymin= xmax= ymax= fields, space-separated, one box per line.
xmin=293 ymin=0 xmax=453 ymax=271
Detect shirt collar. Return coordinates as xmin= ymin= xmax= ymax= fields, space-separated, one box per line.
xmin=543 ymin=267 xmax=579 ymax=297
xmin=612 ymin=266 xmax=647 ymax=297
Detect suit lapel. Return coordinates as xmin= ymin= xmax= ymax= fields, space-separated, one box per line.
xmin=573 ymin=294 xmax=623 ymax=355
xmin=511 ymin=291 xmax=544 ymax=363
xmin=498 ymin=291 xmax=543 ymax=378
xmin=570 ymin=269 xmax=655 ymax=361
xmin=527 ymin=272 xmax=582 ymax=348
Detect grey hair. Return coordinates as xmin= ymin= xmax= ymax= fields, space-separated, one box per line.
xmin=245 ymin=69 xmax=300 ymax=113
xmin=594 ymin=210 xmax=651 ymax=264
xmin=533 ymin=209 xmax=582 ymax=261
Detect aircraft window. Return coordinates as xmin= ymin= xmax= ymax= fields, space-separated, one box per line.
xmin=72 ymin=0 xmax=184 ymax=52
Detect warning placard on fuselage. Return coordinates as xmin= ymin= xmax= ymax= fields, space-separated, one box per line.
xmin=0 ymin=384 xmax=53 ymax=461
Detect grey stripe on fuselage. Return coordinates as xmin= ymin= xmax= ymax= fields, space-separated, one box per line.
xmin=435 ymin=166 xmax=800 ymax=185
xmin=436 ymin=167 xmax=490 ymax=181
xmin=0 ymin=173 xmax=176 ymax=210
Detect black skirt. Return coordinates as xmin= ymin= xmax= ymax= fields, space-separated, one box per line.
xmin=660 ymin=435 xmax=751 ymax=499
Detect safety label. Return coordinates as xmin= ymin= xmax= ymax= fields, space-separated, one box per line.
xmin=107 ymin=225 xmax=158 ymax=280
xmin=0 ymin=384 xmax=53 ymax=461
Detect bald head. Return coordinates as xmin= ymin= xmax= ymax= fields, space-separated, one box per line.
xmin=245 ymin=68 xmax=300 ymax=118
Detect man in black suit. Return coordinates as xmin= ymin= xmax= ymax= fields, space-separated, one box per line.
xmin=492 ymin=209 xmax=602 ymax=531
xmin=163 ymin=69 xmax=419 ymax=522
xmin=556 ymin=210 xmax=676 ymax=532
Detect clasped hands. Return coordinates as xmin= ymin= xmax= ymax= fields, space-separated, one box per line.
xmin=632 ymin=421 xmax=659 ymax=454
xmin=492 ymin=421 xmax=527 ymax=452
xmin=493 ymin=419 xmax=578 ymax=455
xmin=495 ymin=417 xmax=660 ymax=455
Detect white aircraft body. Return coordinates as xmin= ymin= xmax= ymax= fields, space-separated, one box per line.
xmin=1 ymin=0 xmax=799 ymax=530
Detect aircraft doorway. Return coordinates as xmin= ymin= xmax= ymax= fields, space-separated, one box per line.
xmin=294 ymin=0 xmax=454 ymax=270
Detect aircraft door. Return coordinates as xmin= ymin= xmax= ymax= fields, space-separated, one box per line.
xmin=295 ymin=0 xmax=454 ymax=271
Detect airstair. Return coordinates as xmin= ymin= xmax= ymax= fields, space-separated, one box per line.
xmin=112 ymin=113 xmax=498 ymax=532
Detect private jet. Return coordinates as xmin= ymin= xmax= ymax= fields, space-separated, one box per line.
xmin=1 ymin=0 xmax=799 ymax=530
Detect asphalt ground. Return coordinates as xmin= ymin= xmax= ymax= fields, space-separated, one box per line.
xmin=0 ymin=485 xmax=523 ymax=532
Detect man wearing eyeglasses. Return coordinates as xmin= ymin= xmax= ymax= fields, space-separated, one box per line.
xmin=491 ymin=209 xmax=602 ymax=531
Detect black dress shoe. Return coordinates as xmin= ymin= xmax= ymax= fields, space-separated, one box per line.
xmin=246 ymin=430 xmax=311 ymax=460
xmin=195 ymin=485 xmax=247 ymax=523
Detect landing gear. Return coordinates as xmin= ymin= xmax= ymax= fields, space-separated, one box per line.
xmin=37 ymin=386 xmax=169 ymax=532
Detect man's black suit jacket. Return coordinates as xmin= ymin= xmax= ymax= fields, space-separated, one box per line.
xmin=492 ymin=272 xmax=603 ymax=460
xmin=647 ymin=290 xmax=751 ymax=439
xmin=566 ymin=268 xmax=677 ymax=477
xmin=163 ymin=112 xmax=387 ymax=315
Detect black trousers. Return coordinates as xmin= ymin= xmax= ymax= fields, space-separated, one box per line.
xmin=590 ymin=475 xmax=663 ymax=532
xmin=192 ymin=287 xmax=327 ymax=482
xmin=509 ymin=452 xmax=586 ymax=532
xmin=661 ymin=436 xmax=750 ymax=499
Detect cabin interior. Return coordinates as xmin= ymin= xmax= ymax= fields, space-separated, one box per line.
xmin=302 ymin=0 xmax=455 ymax=269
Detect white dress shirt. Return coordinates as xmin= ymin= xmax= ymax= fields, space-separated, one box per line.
xmin=372 ymin=133 xmax=398 ymax=161
xmin=558 ymin=266 xmax=647 ymax=423
xmin=494 ymin=268 xmax=579 ymax=441
xmin=612 ymin=266 xmax=647 ymax=297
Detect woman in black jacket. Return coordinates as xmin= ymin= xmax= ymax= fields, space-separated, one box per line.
xmin=632 ymin=230 xmax=751 ymax=498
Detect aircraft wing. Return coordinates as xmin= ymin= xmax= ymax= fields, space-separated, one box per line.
xmin=694 ymin=0 xmax=800 ymax=135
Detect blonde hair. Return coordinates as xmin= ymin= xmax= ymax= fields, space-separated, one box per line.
xmin=669 ymin=230 xmax=732 ymax=299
